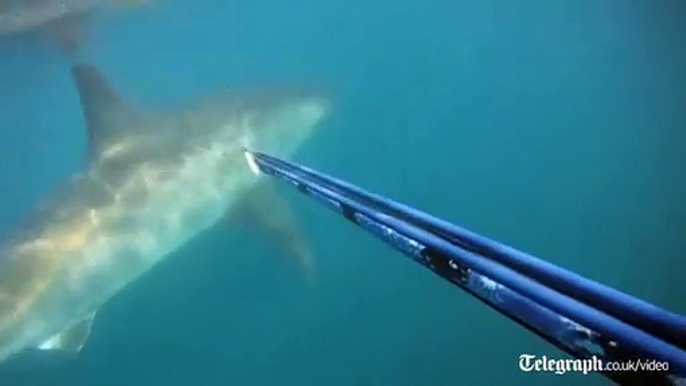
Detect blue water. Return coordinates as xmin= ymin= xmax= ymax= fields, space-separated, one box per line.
xmin=0 ymin=1 xmax=685 ymax=385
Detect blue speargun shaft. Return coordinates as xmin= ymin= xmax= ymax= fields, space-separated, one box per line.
xmin=243 ymin=149 xmax=686 ymax=385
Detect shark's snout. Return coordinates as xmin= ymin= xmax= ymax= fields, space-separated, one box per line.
xmin=244 ymin=93 xmax=331 ymax=157
xmin=297 ymin=96 xmax=332 ymax=128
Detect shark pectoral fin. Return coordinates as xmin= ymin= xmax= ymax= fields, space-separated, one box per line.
xmin=37 ymin=311 xmax=96 ymax=354
xmin=234 ymin=181 xmax=315 ymax=278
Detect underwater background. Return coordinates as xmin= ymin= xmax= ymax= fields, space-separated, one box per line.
xmin=0 ymin=0 xmax=685 ymax=385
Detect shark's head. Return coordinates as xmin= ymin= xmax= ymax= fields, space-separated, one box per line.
xmin=240 ymin=90 xmax=331 ymax=157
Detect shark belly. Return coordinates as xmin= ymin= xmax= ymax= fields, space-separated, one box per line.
xmin=0 ymin=146 xmax=257 ymax=362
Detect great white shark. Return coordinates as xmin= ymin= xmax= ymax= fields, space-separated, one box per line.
xmin=0 ymin=63 xmax=330 ymax=362
xmin=0 ymin=0 xmax=149 ymax=53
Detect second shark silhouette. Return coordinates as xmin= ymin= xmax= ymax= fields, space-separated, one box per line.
xmin=0 ymin=0 xmax=151 ymax=54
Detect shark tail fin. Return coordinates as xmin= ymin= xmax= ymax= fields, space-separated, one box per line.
xmin=71 ymin=62 xmax=138 ymax=160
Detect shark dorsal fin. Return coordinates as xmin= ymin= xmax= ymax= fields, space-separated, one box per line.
xmin=71 ymin=63 xmax=139 ymax=160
